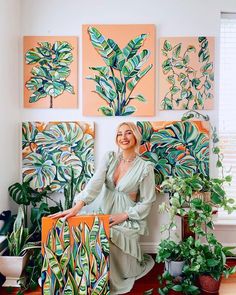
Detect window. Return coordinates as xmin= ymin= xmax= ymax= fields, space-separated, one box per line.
xmin=218 ymin=12 xmax=236 ymax=219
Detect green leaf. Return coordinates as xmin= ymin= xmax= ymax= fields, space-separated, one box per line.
xmin=172 ymin=43 xmax=182 ymax=59
xmin=89 ymin=66 xmax=109 ymax=79
xmin=127 ymin=64 xmax=152 ymax=91
xmin=204 ymin=80 xmax=211 ymax=90
xmin=132 ymin=94 xmax=146 ymax=102
xmin=29 ymin=91 xmax=47 ymax=103
xmin=98 ymin=106 xmax=114 ymax=116
xmin=121 ymin=105 xmax=136 ymax=116
xmin=174 ymin=61 xmax=184 ymax=69
xmin=171 ymin=86 xmax=180 ymax=94
xmin=172 ymin=285 xmax=183 ymax=292
xmin=163 ymin=40 xmax=172 ymax=51
xmin=43 ymin=81 xmax=65 ymax=97
xmin=162 ymin=58 xmax=172 ymax=74
xmin=88 ymin=26 xmax=116 ymax=67
xmin=192 ymin=78 xmax=201 ymax=89
xmin=187 ymin=45 xmax=196 ymax=53
xmin=123 ymin=34 xmax=147 ymax=59
xmin=122 ymin=49 xmax=150 ymax=78
xmin=107 ymin=38 xmax=125 ymax=70
xmin=63 ymin=81 xmax=75 ymax=94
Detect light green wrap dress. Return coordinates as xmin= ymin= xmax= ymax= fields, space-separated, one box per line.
xmin=74 ymin=151 xmax=156 ymax=294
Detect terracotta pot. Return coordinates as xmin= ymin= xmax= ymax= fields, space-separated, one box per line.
xmin=198 ymin=274 xmax=222 ymax=293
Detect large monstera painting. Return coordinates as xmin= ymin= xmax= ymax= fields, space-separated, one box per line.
xmin=42 ymin=216 xmax=110 ymax=294
xmin=24 ymin=36 xmax=78 ymax=108
xmin=159 ymin=37 xmax=214 ymax=110
xmin=83 ymin=24 xmax=155 ymax=116
xmin=138 ymin=121 xmax=209 ymax=186
xmin=22 ymin=121 xmax=94 ymax=192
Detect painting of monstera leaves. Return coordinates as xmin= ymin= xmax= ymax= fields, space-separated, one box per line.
xmin=22 ymin=121 xmax=94 ymax=193
xmin=42 ymin=215 xmax=110 ymax=294
xmin=83 ymin=25 xmax=155 ymax=116
xmin=159 ymin=37 xmax=214 ymax=110
xmin=24 ymin=36 xmax=78 ymax=108
xmin=138 ymin=121 xmax=209 ymax=186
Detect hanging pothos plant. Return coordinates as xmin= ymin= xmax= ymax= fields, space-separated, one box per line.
xmin=25 ymin=41 xmax=75 ymax=108
xmin=87 ymin=26 xmax=153 ymax=116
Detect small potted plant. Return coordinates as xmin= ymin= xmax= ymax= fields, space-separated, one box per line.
xmin=156 ymin=239 xmax=186 ymax=277
xmin=0 ymin=207 xmax=40 ymax=287
xmin=195 ymin=237 xmax=236 ymax=293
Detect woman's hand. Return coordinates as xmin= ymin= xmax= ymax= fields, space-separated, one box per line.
xmin=109 ymin=212 xmax=129 ymax=227
xmin=49 ymin=200 xmax=85 ymax=220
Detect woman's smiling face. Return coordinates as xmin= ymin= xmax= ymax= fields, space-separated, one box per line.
xmin=116 ymin=124 xmax=136 ymax=151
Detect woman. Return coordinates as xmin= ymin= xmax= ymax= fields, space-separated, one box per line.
xmin=51 ymin=122 xmax=156 ymax=294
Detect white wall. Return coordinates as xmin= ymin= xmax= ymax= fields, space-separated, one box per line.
xmin=0 ymin=0 xmax=21 ymax=212
xmin=1 ymin=0 xmax=236 ymax=250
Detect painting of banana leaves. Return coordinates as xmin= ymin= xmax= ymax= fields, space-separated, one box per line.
xmin=42 ymin=215 xmax=110 ymax=295
xmin=24 ymin=36 xmax=78 ymax=108
xmin=138 ymin=121 xmax=209 ymax=186
xmin=159 ymin=37 xmax=214 ymax=110
xmin=83 ymin=24 xmax=155 ymax=116
xmin=22 ymin=121 xmax=94 ymax=192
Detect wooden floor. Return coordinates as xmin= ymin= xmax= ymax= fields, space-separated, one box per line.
xmin=1 ymin=268 xmax=236 ymax=294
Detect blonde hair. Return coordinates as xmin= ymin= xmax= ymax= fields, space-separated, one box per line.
xmin=115 ymin=122 xmax=142 ymax=153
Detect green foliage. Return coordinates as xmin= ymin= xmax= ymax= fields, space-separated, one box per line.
xmin=138 ymin=121 xmax=209 ymax=186
xmin=22 ymin=122 xmax=94 ymax=193
xmin=42 ymin=217 xmax=110 ymax=293
xmin=87 ymin=26 xmax=153 ymax=116
xmin=161 ymin=37 xmax=214 ymax=110
xmin=7 ymin=207 xmax=41 ymax=256
xmin=25 ymin=41 xmax=75 ymax=108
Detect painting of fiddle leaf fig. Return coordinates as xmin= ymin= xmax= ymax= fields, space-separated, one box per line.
xmin=22 ymin=121 xmax=94 ymax=192
xmin=137 ymin=121 xmax=209 ymax=186
xmin=159 ymin=37 xmax=214 ymax=110
xmin=41 ymin=216 xmax=110 ymax=294
xmin=83 ymin=25 xmax=155 ymax=116
xmin=24 ymin=36 xmax=78 ymax=108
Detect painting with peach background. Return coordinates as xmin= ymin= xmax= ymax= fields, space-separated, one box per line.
xmin=42 ymin=215 xmax=110 ymax=294
xmin=137 ymin=121 xmax=209 ymax=186
xmin=159 ymin=37 xmax=214 ymax=110
xmin=22 ymin=121 xmax=94 ymax=192
xmin=24 ymin=36 xmax=78 ymax=108
xmin=83 ymin=24 xmax=155 ymax=116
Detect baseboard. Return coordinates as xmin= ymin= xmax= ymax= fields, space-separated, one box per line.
xmin=140 ymin=242 xmax=158 ymax=253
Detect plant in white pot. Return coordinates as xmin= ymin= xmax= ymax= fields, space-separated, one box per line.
xmin=0 ymin=206 xmax=40 ymax=287
xmin=156 ymin=239 xmax=186 ymax=277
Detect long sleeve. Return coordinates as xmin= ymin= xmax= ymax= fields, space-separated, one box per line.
xmin=126 ymin=164 xmax=156 ymax=220
xmin=73 ymin=151 xmax=113 ymax=205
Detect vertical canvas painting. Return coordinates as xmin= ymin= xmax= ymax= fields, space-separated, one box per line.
xmin=83 ymin=24 xmax=155 ymax=116
xmin=42 ymin=216 xmax=110 ymax=294
xmin=159 ymin=37 xmax=214 ymax=110
xmin=137 ymin=121 xmax=209 ymax=186
xmin=22 ymin=121 xmax=94 ymax=192
xmin=24 ymin=36 xmax=78 ymax=108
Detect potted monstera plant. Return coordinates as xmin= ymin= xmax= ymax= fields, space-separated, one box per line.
xmin=0 ymin=207 xmax=41 ymax=287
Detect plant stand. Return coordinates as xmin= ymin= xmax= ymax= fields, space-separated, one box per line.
xmin=181 ymin=215 xmax=195 ymax=240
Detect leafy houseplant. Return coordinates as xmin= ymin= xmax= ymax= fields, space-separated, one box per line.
xmin=161 ymin=37 xmax=214 ymax=110
xmin=155 ymin=111 xmax=236 ymax=294
xmin=0 ymin=207 xmax=41 ymax=288
xmin=87 ymin=26 xmax=153 ymax=116
xmin=25 ymin=41 xmax=75 ymax=108
xmin=156 ymin=240 xmax=186 ymax=278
